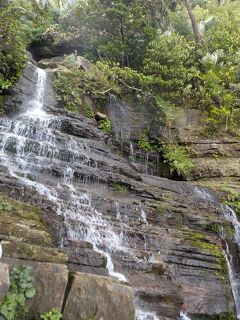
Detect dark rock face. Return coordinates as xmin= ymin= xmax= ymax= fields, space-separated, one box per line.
xmin=0 ymin=62 xmax=237 ymax=320
xmin=30 ymin=30 xmax=85 ymax=61
xmin=4 ymin=62 xmax=38 ymax=115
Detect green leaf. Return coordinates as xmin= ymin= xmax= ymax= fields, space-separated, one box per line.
xmin=25 ymin=288 xmax=36 ymax=299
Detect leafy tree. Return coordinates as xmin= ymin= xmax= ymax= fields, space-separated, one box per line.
xmin=0 ymin=1 xmax=28 ymax=93
xmin=58 ymin=0 xmax=156 ymax=68
xmin=0 ymin=0 xmax=57 ymax=110
xmin=143 ymin=33 xmax=192 ymax=104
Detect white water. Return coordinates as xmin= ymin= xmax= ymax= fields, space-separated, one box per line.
xmin=27 ymin=68 xmax=47 ymax=117
xmin=224 ymin=244 xmax=240 ymax=319
xmin=140 ymin=208 xmax=148 ymax=225
xmin=136 ymin=308 xmax=159 ymax=320
xmin=221 ymin=205 xmax=240 ymax=245
xmin=194 ymin=187 xmax=240 ymax=319
xmin=180 ymin=312 xmax=192 ymax=320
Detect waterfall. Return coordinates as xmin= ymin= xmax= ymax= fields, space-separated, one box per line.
xmin=224 ymin=243 xmax=240 ymax=317
xmin=0 ymin=66 xmax=159 ymax=319
xmin=106 ymin=94 xmax=131 ymax=146
xmin=27 ymin=68 xmax=47 ymax=117
xmin=135 ymin=309 xmax=159 ymax=320
xmin=194 ymin=187 xmax=240 ymax=319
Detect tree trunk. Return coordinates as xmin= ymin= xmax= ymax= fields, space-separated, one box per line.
xmin=120 ymin=18 xmax=129 ymax=67
xmin=185 ymin=0 xmax=201 ymax=44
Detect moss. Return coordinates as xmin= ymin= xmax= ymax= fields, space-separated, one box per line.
xmin=189 ymin=232 xmax=228 ymax=277
xmin=156 ymin=203 xmax=168 ymax=215
xmin=207 ymin=222 xmax=235 ymax=240
xmin=197 ymin=311 xmax=236 ymax=320
xmin=0 ymin=194 xmax=41 ymax=223
xmin=112 ymin=182 xmax=128 ymax=192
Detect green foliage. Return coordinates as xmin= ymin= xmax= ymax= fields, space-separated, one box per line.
xmin=0 ymin=0 xmax=57 ymax=107
xmin=98 ymin=118 xmax=112 ymax=133
xmin=0 ymin=200 xmax=12 ymax=211
xmin=0 ymin=265 xmax=36 ymax=320
xmin=138 ymin=131 xmax=160 ymax=152
xmin=55 ymin=57 xmax=120 ymax=111
xmin=138 ymin=139 xmax=153 ymax=152
xmin=49 ymin=0 xmax=240 ymax=135
xmin=0 ymin=2 xmax=27 ymax=93
xmin=58 ymin=0 xmax=156 ymax=68
xmin=112 ymin=182 xmax=128 ymax=192
xmin=162 ymin=144 xmax=194 ymax=177
xmin=40 ymin=308 xmax=62 ymax=320
xmin=84 ymin=104 xmax=95 ymax=119
xmin=144 ymin=33 xmax=192 ymax=104
xmin=155 ymin=95 xmax=180 ymax=133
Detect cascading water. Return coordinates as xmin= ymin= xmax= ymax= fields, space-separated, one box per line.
xmin=135 ymin=308 xmax=159 ymax=320
xmin=0 ymin=66 xmax=159 ymax=319
xmin=224 ymin=243 xmax=240 ymax=316
xmin=194 ymin=187 xmax=240 ymax=319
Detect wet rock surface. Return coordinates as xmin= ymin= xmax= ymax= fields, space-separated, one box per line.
xmin=0 ymin=62 xmax=238 ymax=320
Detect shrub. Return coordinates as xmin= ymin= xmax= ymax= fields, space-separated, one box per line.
xmin=98 ymin=118 xmax=112 ymax=133
xmin=84 ymin=104 xmax=95 ymax=119
xmin=162 ymin=144 xmax=194 ymax=177
xmin=0 ymin=200 xmax=12 ymax=211
xmin=225 ymin=192 xmax=240 ymax=217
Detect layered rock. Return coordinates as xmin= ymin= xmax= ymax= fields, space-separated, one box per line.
xmin=0 ymin=59 xmax=238 ymax=320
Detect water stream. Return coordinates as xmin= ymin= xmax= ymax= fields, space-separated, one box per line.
xmin=194 ymin=187 xmax=240 ymax=319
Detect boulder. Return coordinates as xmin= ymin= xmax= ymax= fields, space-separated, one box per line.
xmin=0 ymin=263 xmax=10 ymax=304
xmin=76 ymin=56 xmax=92 ymax=71
xmin=63 ymin=273 xmax=135 ymax=320
xmin=95 ymin=112 xmax=108 ymax=122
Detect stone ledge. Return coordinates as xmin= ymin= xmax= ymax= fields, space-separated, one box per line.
xmin=2 ymin=240 xmax=67 ymax=264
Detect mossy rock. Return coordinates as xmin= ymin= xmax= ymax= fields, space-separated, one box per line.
xmin=0 ymin=193 xmax=67 ymax=264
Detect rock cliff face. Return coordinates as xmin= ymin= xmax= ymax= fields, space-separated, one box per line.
xmin=0 ymin=59 xmax=238 ymax=320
